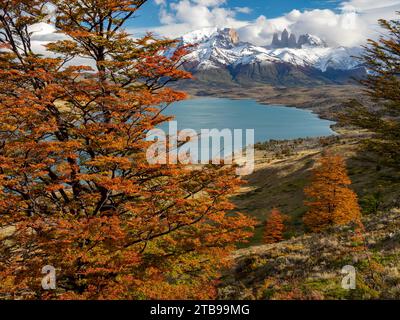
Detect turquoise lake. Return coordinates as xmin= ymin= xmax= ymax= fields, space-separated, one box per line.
xmin=162 ymin=97 xmax=336 ymax=143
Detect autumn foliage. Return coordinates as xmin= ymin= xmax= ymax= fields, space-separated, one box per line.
xmin=303 ymin=154 xmax=361 ymax=232
xmin=0 ymin=0 xmax=255 ymax=299
xmin=263 ymin=209 xmax=285 ymax=244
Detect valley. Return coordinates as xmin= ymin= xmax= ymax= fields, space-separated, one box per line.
xmin=174 ymin=82 xmax=400 ymax=300
xmin=219 ymin=115 xmax=400 ymax=300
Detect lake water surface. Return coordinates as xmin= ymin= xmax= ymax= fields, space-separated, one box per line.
xmin=163 ymin=97 xmax=336 ymax=143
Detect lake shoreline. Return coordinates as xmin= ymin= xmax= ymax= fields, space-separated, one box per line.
xmin=190 ymin=95 xmax=340 ymax=135
xmin=179 ymin=83 xmax=368 ymax=125
xmin=166 ymin=97 xmax=337 ymax=144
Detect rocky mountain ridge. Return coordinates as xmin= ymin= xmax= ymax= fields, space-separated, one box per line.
xmin=271 ymin=29 xmax=328 ymax=49
xmin=176 ymin=27 xmax=366 ymax=86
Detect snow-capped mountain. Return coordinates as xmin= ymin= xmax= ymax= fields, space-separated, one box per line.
xmin=177 ymin=28 xmax=365 ymax=86
xmin=267 ymin=46 xmax=362 ymax=72
xmin=180 ymin=27 xmax=275 ymax=70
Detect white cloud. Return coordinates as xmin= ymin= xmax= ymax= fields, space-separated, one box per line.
xmin=148 ymin=0 xmax=400 ymax=47
xmin=142 ymin=0 xmax=249 ymax=38
xmin=251 ymin=8 xmax=368 ymax=47
xmin=193 ymin=0 xmax=226 ymax=6
xmin=29 ymin=23 xmax=66 ymax=41
xmin=167 ymin=0 xmax=235 ymax=28
xmin=18 ymin=0 xmax=400 ymax=54
xmin=234 ymin=7 xmax=252 ymax=14
xmin=340 ymin=0 xmax=400 ymax=11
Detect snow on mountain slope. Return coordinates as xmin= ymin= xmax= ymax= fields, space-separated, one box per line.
xmin=181 ymin=28 xmax=251 ymax=70
xmin=179 ymin=28 xmax=363 ymax=73
xmin=269 ymin=46 xmax=363 ymax=72
xmin=298 ymin=34 xmax=328 ymax=49
xmin=269 ymin=47 xmax=331 ymax=68
xmin=312 ymin=47 xmax=363 ymax=72
xmin=181 ymin=27 xmax=218 ymax=45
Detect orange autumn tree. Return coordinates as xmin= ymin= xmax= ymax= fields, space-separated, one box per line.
xmin=263 ymin=208 xmax=285 ymax=244
xmin=303 ymin=154 xmax=361 ymax=232
xmin=0 ymin=0 xmax=255 ymax=300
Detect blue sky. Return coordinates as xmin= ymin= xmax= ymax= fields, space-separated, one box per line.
xmin=31 ymin=0 xmax=399 ymax=49
xmin=28 ymin=0 xmax=399 ymax=64
xmin=131 ymin=0 xmax=343 ymax=29
xmin=125 ymin=0 xmax=399 ymax=47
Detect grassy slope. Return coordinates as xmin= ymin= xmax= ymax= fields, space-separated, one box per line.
xmin=186 ymin=83 xmax=400 ymax=299
xmin=219 ymin=130 xmax=400 ymax=300
xmin=219 ymin=208 xmax=400 ymax=300
xmin=233 ymin=129 xmax=400 ymax=246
